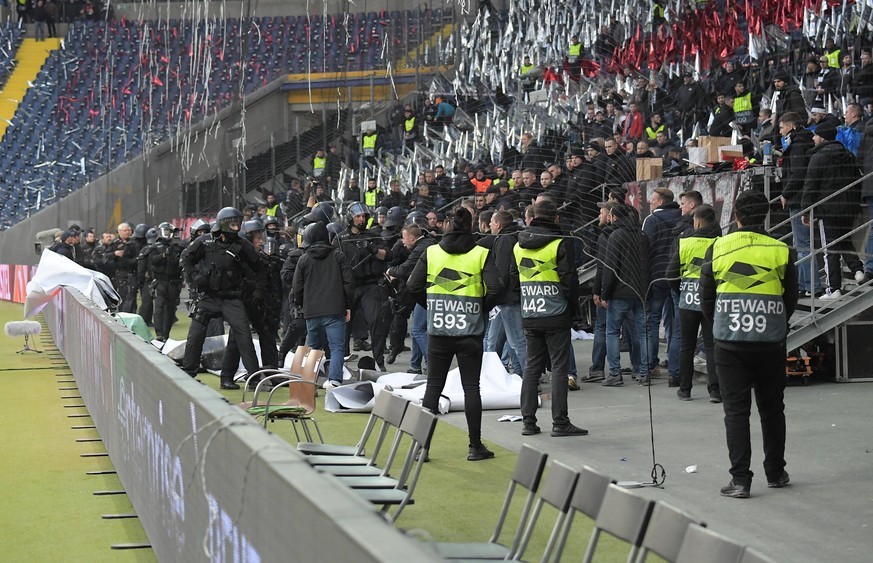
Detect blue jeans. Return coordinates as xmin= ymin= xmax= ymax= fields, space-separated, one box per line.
xmin=864 ymin=198 xmax=873 ymax=274
xmin=606 ymin=298 xmax=649 ymax=375
xmin=486 ymin=304 xmax=526 ymax=374
xmin=305 ymin=314 xmax=346 ymax=382
xmin=410 ymin=304 xmax=427 ymax=370
xmin=590 ymin=304 xmax=606 ymax=373
xmin=668 ymin=290 xmax=681 ymax=378
xmin=790 ymin=206 xmax=821 ymax=293
xmin=646 ymin=285 xmax=671 ymax=372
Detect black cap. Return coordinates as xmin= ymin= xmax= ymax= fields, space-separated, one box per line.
xmin=773 ymin=70 xmax=790 ymax=82
xmin=587 ymin=142 xmax=603 ymax=152
xmin=734 ymin=190 xmax=769 ymax=227
xmin=485 ymin=184 xmax=501 ymax=195
xmin=814 ymin=122 xmax=837 ymax=141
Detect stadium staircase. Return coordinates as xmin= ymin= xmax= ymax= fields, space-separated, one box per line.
xmin=0 ymin=38 xmax=60 ymax=140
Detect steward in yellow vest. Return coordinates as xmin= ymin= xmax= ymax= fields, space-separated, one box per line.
xmin=406 ymin=207 xmax=501 ymax=461
xmin=510 ymin=200 xmax=586 ymax=437
xmin=665 ymin=204 xmax=722 ymax=400
xmin=699 ymin=190 xmax=797 ymax=498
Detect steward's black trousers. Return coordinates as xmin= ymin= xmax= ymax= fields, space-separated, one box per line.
xmin=421 ymin=335 xmax=484 ymax=445
xmin=714 ymin=342 xmax=787 ymax=486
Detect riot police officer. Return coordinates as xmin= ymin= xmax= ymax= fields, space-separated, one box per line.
xmin=336 ymin=202 xmax=391 ymax=369
xmin=104 ymin=222 xmax=139 ymax=313
xmin=181 ymin=207 xmax=263 ymax=386
xmin=183 ymin=219 xmax=223 ymax=338
xmin=137 ymin=227 xmax=159 ymax=327
xmin=145 ymin=222 xmax=185 ymax=342
xmin=220 ymin=219 xmax=283 ymax=389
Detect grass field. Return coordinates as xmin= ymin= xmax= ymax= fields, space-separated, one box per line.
xmin=2 ymin=299 xmax=634 ymax=561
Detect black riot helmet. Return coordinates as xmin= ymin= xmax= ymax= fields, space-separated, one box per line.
xmin=302 ymin=203 xmax=336 ymax=226
xmin=299 ymin=222 xmax=329 ymax=248
xmin=347 ymin=202 xmax=370 ymax=224
xmin=326 ymin=221 xmax=344 ymax=244
xmin=374 ymin=206 xmax=388 ymax=218
xmin=382 ymin=206 xmax=408 ymax=228
xmin=157 ymin=221 xmax=177 ymax=240
xmin=405 ymin=210 xmax=428 ymax=229
xmin=263 ymin=215 xmax=280 ymax=232
xmin=146 ymin=228 xmax=158 ymax=245
xmin=189 ymin=219 xmax=210 ymax=238
xmin=133 ymin=223 xmax=149 ymax=239
xmin=216 ymin=207 xmax=244 ymax=236
xmin=242 ymin=219 xmax=265 ymax=242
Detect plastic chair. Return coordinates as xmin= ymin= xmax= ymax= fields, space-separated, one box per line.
xmin=354 ymin=405 xmax=438 ymax=523
xmin=429 ymin=445 xmax=548 ymax=559
xmin=248 ymin=348 xmax=325 ymax=442
xmin=582 ymin=484 xmax=655 ymax=563
xmin=298 ymin=390 xmax=409 ymax=456
xmin=675 ymin=524 xmax=744 ymax=563
xmin=634 ymin=501 xmax=702 ymax=563
xmin=551 ymin=465 xmax=614 ymax=562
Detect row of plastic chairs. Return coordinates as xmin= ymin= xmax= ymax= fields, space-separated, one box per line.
xmin=417 ymin=444 xmax=777 ymax=562
xmin=294 ymin=390 xmax=438 ymax=524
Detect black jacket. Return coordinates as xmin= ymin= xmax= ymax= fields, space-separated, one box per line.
xmin=509 ymin=218 xmax=577 ymax=330
xmin=860 ymin=119 xmax=873 ymax=200
xmin=801 ymin=140 xmax=861 ymax=218
xmin=699 ymin=226 xmax=798 ymax=350
xmin=774 ymin=84 xmax=807 ymax=121
xmin=490 ymin=223 xmax=523 ymax=305
xmin=389 ymin=234 xmax=435 ymax=281
xmin=592 ymin=223 xmax=617 ymax=296
xmin=601 ymin=216 xmax=650 ymax=301
xmin=779 ymin=127 xmax=815 ymax=204
xmin=642 ymin=201 xmax=681 ymax=287
xmin=292 ymin=243 xmax=354 ymax=318
xmin=406 ymin=229 xmax=502 ymax=321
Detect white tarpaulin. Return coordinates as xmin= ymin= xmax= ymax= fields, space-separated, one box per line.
xmin=324 ymin=352 xmax=531 ymax=414
xmin=25 ymin=250 xmax=119 ymax=317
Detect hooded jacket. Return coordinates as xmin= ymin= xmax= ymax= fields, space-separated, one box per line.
xmin=801 ymin=140 xmax=862 ymax=217
xmin=642 ymin=200 xmax=681 ymax=288
xmin=592 ymin=222 xmax=617 ymax=296
xmin=509 ymin=218 xmax=578 ymax=329
xmin=780 ymin=127 xmax=815 ymax=204
xmin=292 ymin=242 xmax=355 ymax=318
xmin=601 ymin=215 xmax=650 ymax=301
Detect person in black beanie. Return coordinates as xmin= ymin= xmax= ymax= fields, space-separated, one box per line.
xmin=407 ymin=207 xmax=502 ymax=461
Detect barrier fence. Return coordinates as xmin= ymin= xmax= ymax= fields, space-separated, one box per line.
xmin=39 ymin=288 xmax=439 ymax=562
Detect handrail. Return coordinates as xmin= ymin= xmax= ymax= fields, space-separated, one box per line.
xmin=770 ymin=166 xmax=873 ymax=234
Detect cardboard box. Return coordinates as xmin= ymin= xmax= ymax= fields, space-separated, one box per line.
xmin=719 ymin=144 xmax=745 ymax=160
xmin=698 ymin=135 xmax=732 ymax=162
xmin=636 ymin=157 xmax=663 ymax=181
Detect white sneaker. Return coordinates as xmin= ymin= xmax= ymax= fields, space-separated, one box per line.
xmin=322 ymin=380 xmax=341 ymax=390
xmin=819 ymin=290 xmax=842 ymax=301
xmin=855 ymin=271 xmax=867 ymax=284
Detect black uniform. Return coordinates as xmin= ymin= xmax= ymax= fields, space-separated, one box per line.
xmin=180 ymin=232 xmax=262 ymax=379
xmin=137 ymin=242 xmax=157 ymax=327
xmin=144 ymin=238 xmax=184 ymax=341
xmin=337 ymin=225 xmax=391 ymax=367
xmin=277 ymin=246 xmax=307 ymax=365
xmin=105 ymin=237 xmax=139 ymax=313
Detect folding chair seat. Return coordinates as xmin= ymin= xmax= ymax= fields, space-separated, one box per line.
xmin=582 ymin=484 xmax=655 ymax=563
xmin=298 ymin=390 xmax=408 ymax=456
xmin=353 ymin=405 xmax=438 ymax=523
xmin=551 ymin=465 xmax=614 ymax=561
xmin=428 ymin=445 xmax=548 ymax=559
xmin=675 ymin=524 xmax=744 ymax=563
xmin=304 ymin=391 xmax=409 ymax=471
xmin=634 ymin=501 xmax=702 ymax=563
